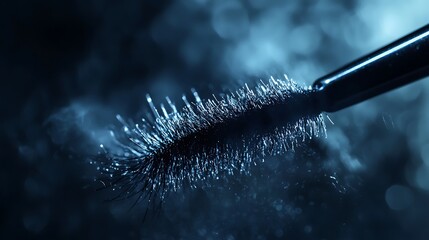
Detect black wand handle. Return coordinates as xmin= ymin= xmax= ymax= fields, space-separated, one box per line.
xmin=313 ymin=24 xmax=429 ymax=112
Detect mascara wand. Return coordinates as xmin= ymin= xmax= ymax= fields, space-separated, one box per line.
xmin=312 ymin=24 xmax=429 ymax=112
xmin=95 ymin=24 xmax=429 ymax=202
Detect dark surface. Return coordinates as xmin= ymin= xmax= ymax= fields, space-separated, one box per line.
xmin=2 ymin=0 xmax=429 ymax=239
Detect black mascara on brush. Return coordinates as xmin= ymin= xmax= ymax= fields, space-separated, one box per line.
xmin=94 ymin=24 xmax=429 ymax=202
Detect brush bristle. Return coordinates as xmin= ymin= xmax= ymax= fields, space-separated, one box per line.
xmin=93 ymin=75 xmax=326 ymax=202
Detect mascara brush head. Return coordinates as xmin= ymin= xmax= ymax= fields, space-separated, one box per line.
xmin=94 ymin=76 xmax=326 ymax=201
xmin=90 ymin=24 xmax=429 ymax=204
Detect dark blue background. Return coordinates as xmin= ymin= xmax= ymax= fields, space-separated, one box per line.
xmin=3 ymin=0 xmax=429 ymax=239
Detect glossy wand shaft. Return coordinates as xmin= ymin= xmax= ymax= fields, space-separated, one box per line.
xmin=313 ymin=24 xmax=429 ymax=112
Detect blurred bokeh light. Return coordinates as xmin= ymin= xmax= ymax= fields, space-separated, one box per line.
xmin=3 ymin=0 xmax=429 ymax=239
